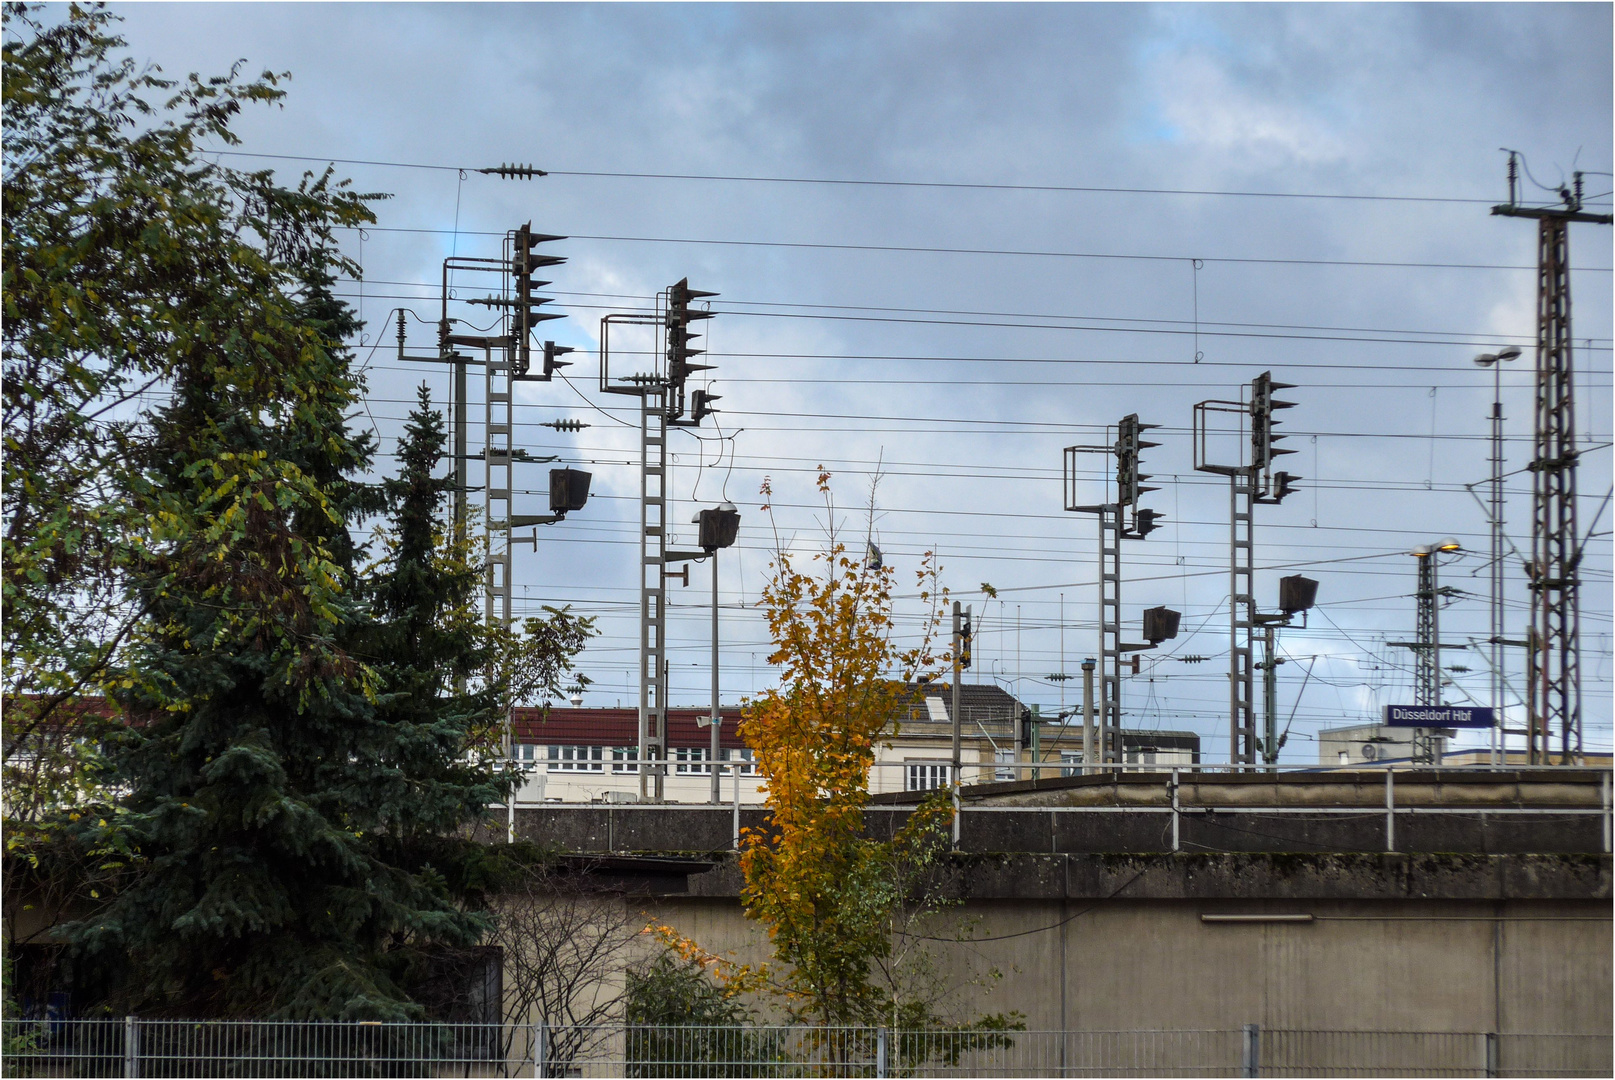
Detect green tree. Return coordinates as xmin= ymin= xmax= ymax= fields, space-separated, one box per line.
xmin=1 ymin=0 xmax=290 ymax=826
xmin=0 ymin=4 xmax=592 ymax=1018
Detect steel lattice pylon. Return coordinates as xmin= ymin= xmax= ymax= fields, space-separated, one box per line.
xmin=1528 ymin=217 xmax=1580 ymax=764
xmin=1096 ymin=504 xmax=1123 ymax=763
xmin=600 ymin=283 xmax=721 ymax=801
xmin=1491 ymin=161 xmax=1610 ymax=765
xmin=1228 ymin=472 xmax=1257 ymax=766
xmin=1411 ymin=553 xmax=1440 ymax=765
xmin=1194 ymin=373 xmax=1299 ymax=768
xmin=1063 ymin=416 xmax=1164 ymax=765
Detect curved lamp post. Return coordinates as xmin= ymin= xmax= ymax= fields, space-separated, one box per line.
xmin=1473 ymin=347 xmax=1521 ymax=765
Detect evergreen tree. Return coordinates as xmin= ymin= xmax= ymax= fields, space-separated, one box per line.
xmin=13 ymin=5 xmax=594 ymax=1018
xmin=70 ymin=223 xmax=478 ymax=1019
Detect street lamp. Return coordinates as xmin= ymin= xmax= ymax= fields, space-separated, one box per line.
xmin=694 ymin=502 xmax=739 ymax=803
xmin=1473 ymin=346 xmax=1521 ymax=766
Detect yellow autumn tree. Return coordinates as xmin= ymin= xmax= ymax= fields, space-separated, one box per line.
xmin=736 ymin=469 xmax=955 ymax=1026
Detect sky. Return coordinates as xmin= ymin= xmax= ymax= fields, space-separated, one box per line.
xmin=103 ymin=2 xmax=1614 ymax=765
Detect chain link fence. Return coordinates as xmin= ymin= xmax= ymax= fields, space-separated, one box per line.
xmin=3 ymin=1019 xmax=1608 ymax=1077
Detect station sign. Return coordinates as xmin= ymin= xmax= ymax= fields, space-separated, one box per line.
xmin=1382 ymin=705 xmax=1496 ymax=729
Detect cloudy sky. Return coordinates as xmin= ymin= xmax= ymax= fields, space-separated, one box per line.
xmin=107 ymin=2 xmax=1613 ymax=763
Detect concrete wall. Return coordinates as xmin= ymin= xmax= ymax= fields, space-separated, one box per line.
xmin=640 ymin=893 xmax=1612 ymax=1035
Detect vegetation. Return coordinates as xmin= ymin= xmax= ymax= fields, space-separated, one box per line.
xmin=655 ymin=471 xmax=1020 ymax=1043
xmin=2 ymin=4 xmax=590 ymax=1019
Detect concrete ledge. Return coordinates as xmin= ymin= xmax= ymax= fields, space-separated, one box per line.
xmin=678 ymin=851 xmax=1611 ymax=902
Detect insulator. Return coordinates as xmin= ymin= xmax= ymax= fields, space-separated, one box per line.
xmin=480 ymin=163 xmax=547 ymax=180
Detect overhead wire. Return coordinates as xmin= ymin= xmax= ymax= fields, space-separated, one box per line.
xmin=197 ymin=148 xmax=1557 ymax=206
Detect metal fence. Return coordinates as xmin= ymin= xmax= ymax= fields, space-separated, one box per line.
xmin=3 ymin=1019 xmax=1609 ymax=1078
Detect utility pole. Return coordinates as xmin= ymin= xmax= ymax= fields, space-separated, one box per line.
xmin=950 ymin=600 xmax=972 ymax=848
xmin=1473 ymin=346 xmax=1523 ymax=765
xmin=1412 ymin=546 xmax=1442 ymax=765
xmin=696 ymin=503 xmax=740 ymax=803
xmin=1194 ymin=374 xmax=1303 ymax=766
xmin=1080 ymin=657 xmax=1096 ymax=773
xmin=1492 ymin=154 xmax=1612 ymax=765
xmin=601 ymin=280 xmax=722 ymax=801
xmin=1065 ymin=415 xmax=1176 ymax=765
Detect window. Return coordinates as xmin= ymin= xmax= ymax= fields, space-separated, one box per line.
xmin=995 ymin=748 xmax=1017 ymax=782
xmin=673 ymin=746 xmax=712 ymax=775
xmin=510 ymin=743 xmax=539 ymax=763
xmin=1060 ymin=750 xmax=1085 ymax=776
xmin=906 ymin=762 xmax=951 ymax=792
xmin=722 ymin=747 xmax=759 ymax=776
xmin=547 ymin=745 xmax=605 ymax=772
xmin=611 ymin=746 xmax=639 ymax=774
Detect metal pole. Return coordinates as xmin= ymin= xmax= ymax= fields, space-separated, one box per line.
xmin=453 ymin=352 xmax=467 ymax=540
xmin=1433 ymin=554 xmax=1442 ymax=707
xmin=733 ymin=761 xmax=741 ymax=850
xmin=1031 ymin=703 xmax=1041 ymax=781
xmin=951 ymin=601 xmax=963 ymax=785
xmin=123 ymin=1016 xmax=138 ymax=1079
xmin=1385 ymin=768 xmax=1395 ymax=852
xmin=1081 ymin=658 xmax=1096 ymax=774
xmin=1489 ymin=359 xmax=1504 ymax=767
xmin=711 ymin=552 xmax=721 ymax=804
xmin=1230 ymin=474 xmax=1242 ymax=768
xmin=1261 ymin=625 xmax=1277 ymax=767
xmin=1014 ymin=605 xmax=1023 ymax=779
xmin=1241 ymin=1024 xmax=1260 ymax=1078
xmin=951 ymin=601 xmax=963 ymax=847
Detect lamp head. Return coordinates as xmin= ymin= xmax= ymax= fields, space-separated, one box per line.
xmin=1497 ymin=346 xmax=1522 ymax=362
xmin=1436 ymin=538 xmax=1462 ymax=553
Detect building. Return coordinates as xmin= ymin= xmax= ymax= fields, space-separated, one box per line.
xmin=1317 ymin=722 xmax=1447 ymax=767
xmin=511 ymin=684 xmax=1200 ymax=803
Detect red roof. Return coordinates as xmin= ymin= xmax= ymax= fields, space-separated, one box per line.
xmin=511 ymin=706 xmax=749 ymax=750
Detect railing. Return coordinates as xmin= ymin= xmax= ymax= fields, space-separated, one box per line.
xmin=6 ymin=1020 xmax=1608 ymax=1078
xmin=517 ymin=763 xmax=1615 ymax=855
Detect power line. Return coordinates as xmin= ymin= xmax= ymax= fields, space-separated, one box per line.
xmin=335 ymin=287 xmax=1615 ymax=353
xmin=338 ymin=225 xmax=1612 ymax=274
xmin=199 ymin=148 xmax=1547 ymax=206
xmin=353 ymin=279 xmax=1615 ymax=348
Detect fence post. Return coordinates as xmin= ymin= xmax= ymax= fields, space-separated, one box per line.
xmin=1171 ymin=768 xmax=1181 ymax=852
xmin=1484 ymin=1031 xmax=1499 ymax=1077
xmin=1385 ymin=768 xmax=1396 ymax=852
xmin=532 ymin=1021 xmax=548 ymax=1078
xmin=876 ymin=1026 xmax=888 ymax=1078
xmin=1241 ymin=1023 xmax=1260 ymax=1078
xmin=123 ymin=1016 xmax=139 ymax=1079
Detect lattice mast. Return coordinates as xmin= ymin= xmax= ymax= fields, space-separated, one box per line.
xmin=1492 ymin=156 xmax=1611 ymax=764
xmin=1194 ymin=374 xmax=1302 ymax=766
xmin=1064 ymin=415 xmax=1168 ymax=764
xmin=601 ymin=280 xmax=721 ymax=800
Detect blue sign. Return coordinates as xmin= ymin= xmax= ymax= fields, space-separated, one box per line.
xmin=1382 ymin=705 xmax=1496 ymax=729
